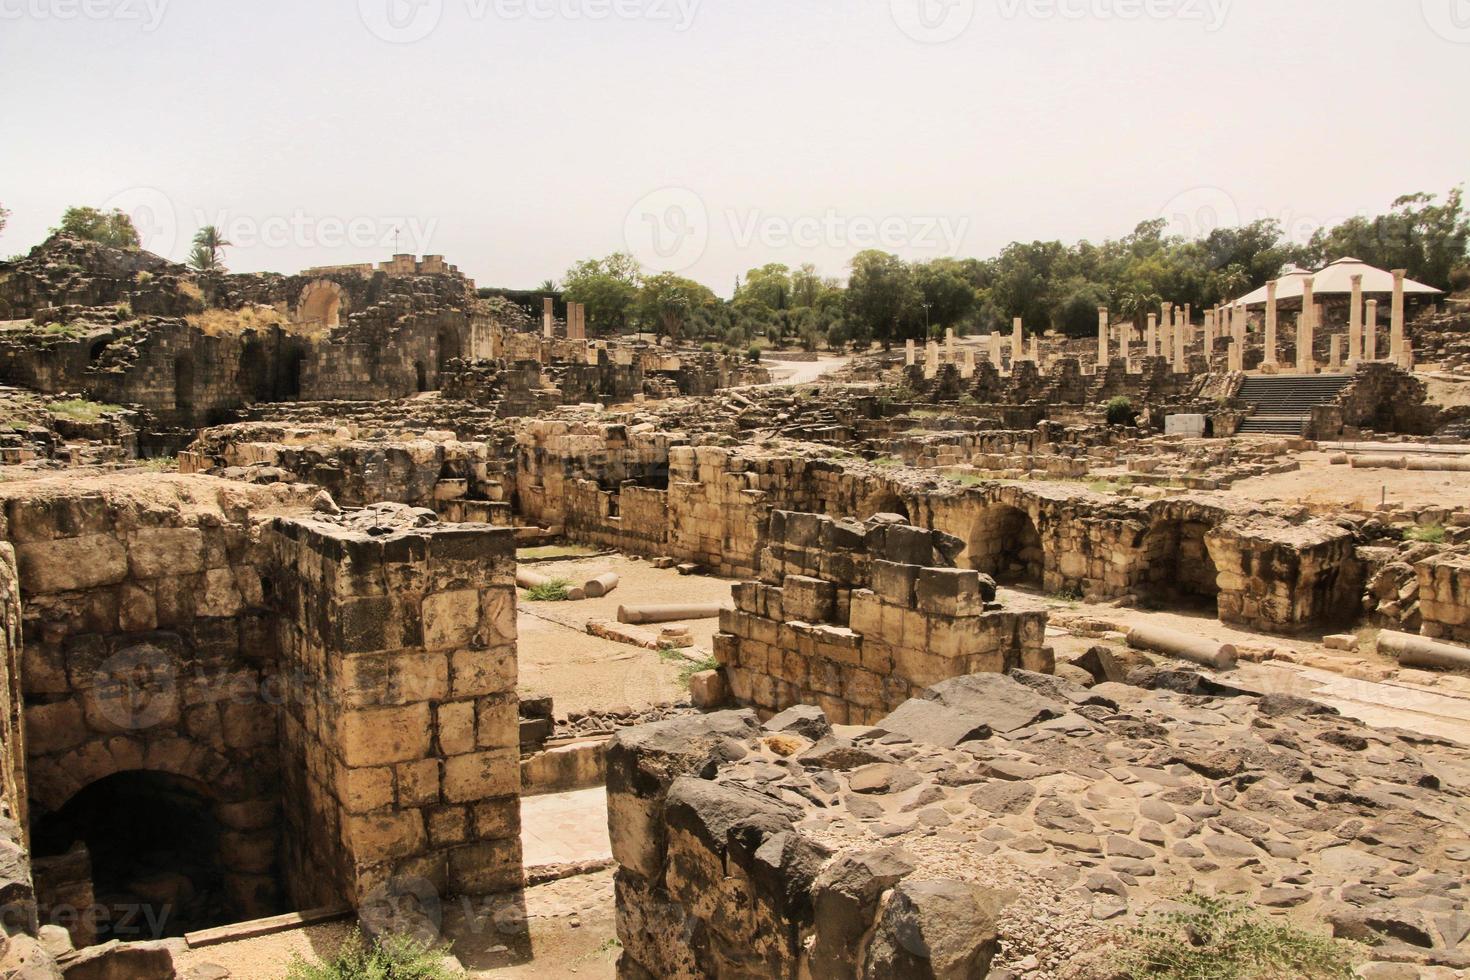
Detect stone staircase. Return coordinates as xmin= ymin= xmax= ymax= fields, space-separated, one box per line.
xmin=1236 ymin=374 xmax=1353 ymax=435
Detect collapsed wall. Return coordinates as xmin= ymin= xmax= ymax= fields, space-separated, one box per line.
xmin=715 ymin=511 xmax=1050 ymax=723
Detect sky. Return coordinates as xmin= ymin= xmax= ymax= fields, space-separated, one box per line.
xmin=2 ymin=0 xmax=1468 ymax=296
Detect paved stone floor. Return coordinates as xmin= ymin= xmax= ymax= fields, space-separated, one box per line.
xmin=519 ymin=787 xmax=612 ymax=870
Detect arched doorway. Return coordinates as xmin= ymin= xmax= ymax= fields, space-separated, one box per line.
xmin=295 ymin=280 xmax=344 ymax=329
xmin=867 ymin=493 xmax=910 ymax=523
xmin=415 ymin=360 xmax=428 ymax=393
xmin=1138 ymin=519 xmax=1220 ymax=607
xmin=436 ymin=325 xmax=462 ymax=375
xmin=967 ymin=504 xmax=1043 ymax=586
xmin=238 ymin=340 xmax=270 ymax=402
xmin=31 ymin=771 xmax=227 ymax=942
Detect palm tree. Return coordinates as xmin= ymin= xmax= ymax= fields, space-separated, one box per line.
xmin=189 ymin=225 xmax=232 ymax=272
xmin=1116 ymin=283 xmax=1162 ymax=329
xmin=538 ymin=278 xmax=559 ymax=293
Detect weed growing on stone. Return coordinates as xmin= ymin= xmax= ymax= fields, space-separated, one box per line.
xmin=1114 ymin=894 xmax=1360 ymax=980
xmin=284 ymin=930 xmax=461 ymax=980
xmin=523 ymin=579 xmax=573 ymax=601
xmin=1406 ymin=523 xmax=1446 ymax=543
xmin=48 ymin=398 xmax=124 ymax=421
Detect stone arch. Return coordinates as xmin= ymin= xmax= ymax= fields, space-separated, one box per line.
xmin=966 ymin=503 xmax=1043 ymax=587
xmin=1137 ymin=518 xmax=1220 ymax=607
xmin=865 ymin=492 xmax=910 ymax=523
xmin=436 ymin=324 xmax=462 ymax=375
xmin=295 ymin=279 xmax=345 ymax=329
xmin=88 ymin=337 xmax=112 ymax=362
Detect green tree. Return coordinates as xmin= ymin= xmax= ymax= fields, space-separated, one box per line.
xmin=845 ymin=250 xmax=921 ymax=348
xmin=913 ymin=258 xmax=977 ymax=332
xmin=637 ymin=272 xmax=716 ymax=342
xmin=188 ymin=225 xmax=232 ymax=272
xmin=1304 ymin=188 xmax=1469 ymax=291
xmin=0 ymin=203 xmax=9 ymax=237
xmin=51 ymin=206 xmax=141 ymax=249
xmin=562 ymin=252 xmax=642 ymax=334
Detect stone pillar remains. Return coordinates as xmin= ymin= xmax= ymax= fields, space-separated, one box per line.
xmin=542 ymin=297 xmax=554 ymax=339
xmin=1298 ymin=276 xmax=1315 ymax=373
xmin=1365 ymin=299 xmax=1379 ymax=361
xmin=1390 ymin=269 xmax=1407 ymax=363
xmin=1263 ymin=280 xmax=1279 ymax=368
xmin=1329 ymin=335 xmax=1343 ymax=369
xmin=924 ymin=340 xmax=939 ymax=379
xmin=988 ymin=332 xmax=1002 ymax=369
xmin=1228 ymin=338 xmax=1242 ymax=373
xmin=1348 ymin=274 xmax=1364 ymax=365
xmin=1173 ymin=307 xmax=1186 ymax=372
xmin=1030 ymin=336 xmax=1040 ymax=365
xmin=1146 ymin=313 xmax=1157 ymax=357
xmin=905 ymin=339 xmax=915 ymax=367
xmin=1096 ymin=307 xmax=1108 ymax=366
xmin=960 ymin=350 xmax=974 ymax=379
xmin=945 ymin=328 xmax=956 ymax=365
xmin=1012 ymin=317 xmax=1024 ymax=362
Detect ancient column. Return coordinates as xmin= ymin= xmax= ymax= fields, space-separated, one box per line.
xmin=1365 ymin=299 xmax=1379 ymax=361
xmin=1228 ymin=339 xmax=1242 ymax=373
xmin=1012 ymin=317 xmax=1024 ymax=362
xmin=960 ymin=350 xmax=974 ymax=379
xmin=1348 ymin=274 xmax=1363 ymax=365
xmin=1329 ymin=335 xmax=1343 ymax=369
xmin=1263 ymin=280 xmax=1279 ymax=369
xmin=946 ymin=328 xmax=956 ymax=365
xmin=1030 ymin=336 xmax=1040 ymax=364
xmin=989 ymin=332 xmax=1002 ymax=369
xmin=925 ymin=340 xmax=939 ymax=379
xmin=1390 ymin=269 xmax=1407 ymax=363
xmin=905 ymin=339 xmax=916 ymax=367
xmin=1146 ymin=313 xmax=1158 ymax=357
xmin=1173 ymin=307 xmax=1186 ymax=372
xmin=1297 ymin=276 xmax=1315 ymax=373
xmin=1097 ymin=307 xmax=1109 ymax=367
xmin=543 ymin=297 xmax=555 ymax=338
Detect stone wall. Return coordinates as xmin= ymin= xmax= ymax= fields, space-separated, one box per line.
xmin=715 ymin=511 xmax=1050 ymax=724
xmin=268 ymin=510 xmax=523 ymax=909
xmin=1417 ymin=552 xmax=1470 ymax=644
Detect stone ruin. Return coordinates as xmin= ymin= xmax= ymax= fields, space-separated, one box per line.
xmin=0 ymin=238 xmax=1466 ymax=977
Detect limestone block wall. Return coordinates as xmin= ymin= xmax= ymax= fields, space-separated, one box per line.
xmin=1417 ymin=553 xmax=1470 ymax=644
xmin=714 ymin=510 xmax=1049 ymax=724
xmin=269 ymin=516 xmax=522 ymax=910
xmin=1 ymin=476 xmax=313 ymax=923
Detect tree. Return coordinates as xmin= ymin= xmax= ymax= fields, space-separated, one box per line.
xmin=845 ymin=250 xmax=921 ymax=348
xmin=1304 ymin=188 xmax=1469 ymax=291
xmin=561 ymin=253 xmax=642 ymax=334
xmin=51 ymin=207 xmax=141 ymax=249
xmin=637 ymin=272 xmax=716 ymax=342
xmin=188 ymin=225 xmax=232 ymax=272
xmin=913 ymin=259 xmax=977 ymax=332
xmin=538 ymin=278 xmax=559 ymax=293
xmin=0 ymin=203 xmax=9 ymax=237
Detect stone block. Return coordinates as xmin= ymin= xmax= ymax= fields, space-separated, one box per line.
xmin=450 ymin=647 xmax=515 ymax=698
xmin=448 ymin=839 xmax=522 ymax=894
xmin=915 ymin=567 xmax=985 ymax=618
xmin=688 ymin=669 xmax=727 ymax=709
xmin=344 ymin=809 xmax=427 ymax=864
xmin=436 ymin=699 xmax=476 ymax=755
xmin=396 ymin=758 xmax=441 ymax=806
xmin=15 ymin=535 xmax=128 ymax=593
xmin=443 ymin=748 xmax=520 ymax=802
xmin=422 ymin=589 xmax=481 ymax=651
xmin=127 ymin=527 xmax=206 ymax=579
xmin=871 ymin=561 xmax=920 ymax=608
xmin=475 ymin=694 xmax=519 ymax=749
xmin=784 ymin=575 xmax=836 ymax=624
xmin=340 ymin=704 xmax=432 ymax=767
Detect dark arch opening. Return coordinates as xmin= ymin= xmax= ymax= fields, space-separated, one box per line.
xmin=868 ymin=495 xmax=910 ymax=523
xmin=415 ymin=360 xmax=428 ymax=393
xmin=238 ymin=339 xmax=271 ymax=402
xmin=436 ymin=325 xmax=462 ymax=376
xmin=1138 ymin=519 xmax=1219 ymax=608
xmin=88 ymin=338 xmax=111 ymax=362
xmin=31 ymin=771 xmax=226 ymax=942
xmin=173 ymin=355 xmax=195 ymax=414
xmin=280 ymin=345 xmax=304 ymax=399
xmin=967 ymin=504 xmax=1042 ymax=587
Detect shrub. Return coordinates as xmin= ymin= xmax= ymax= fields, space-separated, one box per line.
xmin=1106 ymin=396 xmax=1136 ymax=426
xmin=523 ymin=578 xmax=572 ymax=601
xmin=1114 ymin=894 xmax=1360 ymax=980
xmin=746 ymin=344 xmax=762 ymax=362
xmin=1406 ymin=523 xmax=1446 ymax=543
xmin=284 ymin=931 xmax=461 ymax=980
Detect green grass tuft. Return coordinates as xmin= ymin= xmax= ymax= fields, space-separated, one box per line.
xmin=1114 ymin=894 xmax=1361 ymax=980
xmin=523 ymin=578 xmax=573 ymax=601
xmin=284 ymin=930 xmax=461 ymax=980
xmin=49 ymin=398 xmax=125 ymax=421
xmin=658 ymin=644 xmax=718 ymax=684
xmin=1406 ymin=523 xmax=1446 ymax=543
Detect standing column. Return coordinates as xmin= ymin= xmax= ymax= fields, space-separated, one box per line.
xmin=989 ymin=332 xmax=1002 ymax=369
xmin=1012 ymin=317 xmax=1024 ymax=363
xmin=1365 ymin=299 xmax=1379 ymax=361
xmin=1329 ymin=335 xmax=1343 ymax=370
xmin=1348 ymin=273 xmax=1363 ymax=365
xmin=543 ymin=297 xmax=555 ymax=338
xmin=946 ymin=328 xmax=956 ymax=365
xmin=1097 ymin=307 xmax=1109 ymax=367
xmin=1390 ymin=269 xmax=1407 ymax=364
xmin=1146 ymin=313 xmax=1158 ymax=357
xmin=1173 ymin=307 xmax=1186 ymax=371
xmin=1263 ymin=280 xmax=1279 ymax=368
xmin=1297 ymin=276 xmax=1315 ymax=373
xmin=924 ymin=340 xmax=939 ymax=379
xmin=960 ymin=350 xmax=974 ymax=379
xmin=905 ymin=339 xmax=915 ymax=366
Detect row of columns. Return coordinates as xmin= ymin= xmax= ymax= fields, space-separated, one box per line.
xmin=542 ymin=297 xmax=589 ymax=340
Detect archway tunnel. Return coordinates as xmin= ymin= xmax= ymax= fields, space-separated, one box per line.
xmin=1137 ymin=519 xmax=1220 ymax=608
xmin=966 ymin=504 xmax=1043 ymax=587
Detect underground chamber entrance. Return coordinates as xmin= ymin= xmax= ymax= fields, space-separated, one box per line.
xmin=31 ymin=770 xmax=261 ymax=942
xmin=967 ymin=504 xmax=1043 ymax=587
xmin=1138 ymin=519 xmax=1220 ymax=609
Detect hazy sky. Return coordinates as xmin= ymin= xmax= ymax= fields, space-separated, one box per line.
xmin=3 ymin=0 xmax=1467 ymax=295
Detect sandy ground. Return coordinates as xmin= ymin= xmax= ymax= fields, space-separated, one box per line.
xmin=752 ymin=353 xmax=851 ymax=386
xmin=516 ymin=554 xmax=737 ymax=714
xmin=1227 ymin=450 xmax=1470 ymax=511
xmin=171 ymin=918 xmax=355 ymax=979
